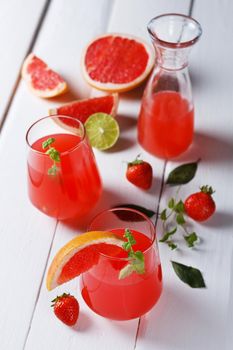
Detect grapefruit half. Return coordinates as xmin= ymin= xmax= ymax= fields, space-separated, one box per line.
xmin=81 ymin=33 xmax=155 ymax=92
xmin=46 ymin=231 xmax=124 ymax=291
xmin=49 ymin=93 xmax=118 ymax=130
xmin=21 ymin=53 xmax=67 ymax=98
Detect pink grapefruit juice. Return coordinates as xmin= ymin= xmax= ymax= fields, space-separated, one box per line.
xmin=81 ymin=229 xmax=162 ymax=320
xmin=27 ymin=133 xmax=102 ymax=220
xmin=138 ymin=91 xmax=194 ymax=159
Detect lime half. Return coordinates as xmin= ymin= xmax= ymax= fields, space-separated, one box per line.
xmin=85 ymin=113 xmax=120 ymax=150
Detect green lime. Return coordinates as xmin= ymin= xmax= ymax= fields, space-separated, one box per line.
xmin=84 ymin=113 xmax=120 ymax=150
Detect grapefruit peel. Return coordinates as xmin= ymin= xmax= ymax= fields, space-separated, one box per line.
xmin=46 ymin=231 xmax=124 ymax=291
xmin=49 ymin=93 xmax=119 ymax=133
xmin=81 ymin=33 xmax=155 ymax=92
xmin=21 ymin=53 xmax=67 ymax=98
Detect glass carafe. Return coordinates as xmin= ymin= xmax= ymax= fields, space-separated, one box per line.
xmin=138 ymin=14 xmax=202 ymax=159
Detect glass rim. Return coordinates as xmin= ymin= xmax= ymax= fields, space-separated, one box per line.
xmin=147 ymin=13 xmax=202 ymax=49
xmin=88 ymin=207 xmax=156 ymax=261
xmin=26 ymin=115 xmax=86 ymax=156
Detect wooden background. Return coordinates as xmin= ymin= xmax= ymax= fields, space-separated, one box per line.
xmin=0 ymin=0 xmax=232 ymax=349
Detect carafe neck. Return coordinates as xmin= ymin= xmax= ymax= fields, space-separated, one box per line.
xmin=154 ymin=46 xmax=191 ymax=70
xmin=147 ymin=14 xmax=202 ymax=71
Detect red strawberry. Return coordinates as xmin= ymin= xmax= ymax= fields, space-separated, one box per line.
xmin=51 ymin=293 xmax=79 ymax=326
xmin=184 ymin=185 xmax=216 ymax=222
xmin=126 ymin=156 xmax=153 ymax=190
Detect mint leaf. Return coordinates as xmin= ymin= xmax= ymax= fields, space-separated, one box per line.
xmin=184 ymin=232 xmax=198 ymax=247
xmin=119 ymin=264 xmax=134 ymax=279
xmin=131 ymin=252 xmax=145 ymax=274
xmin=42 ymin=137 xmax=55 ymax=149
xmin=166 ymin=160 xmax=200 ymax=186
xmin=46 ymin=148 xmax=60 ymax=162
xmin=160 ymin=227 xmax=177 ymax=242
xmin=176 ymin=213 xmax=186 ymax=225
xmin=167 ymin=241 xmax=177 ymax=250
xmin=171 ymin=261 xmax=206 ymax=288
xmin=174 ymin=200 xmax=185 ymax=213
xmin=160 ymin=209 xmax=167 ymax=221
xmin=48 ymin=164 xmax=59 ymax=176
xmin=42 ymin=138 xmax=61 ymax=175
xmin=119 ymin=229 xmax=145 ymax=279
xmin=124 ymin=229 xmax=136 ymax=247
xmin=119 ymin=253 xmax=145 ymax=279
xmin=134 ymin=251 xmax=144 ymax=262
xmin=168 ymin=198 xmax=175 ymax=209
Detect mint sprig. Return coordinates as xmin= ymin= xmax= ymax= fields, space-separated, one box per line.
xmin=159 ymin=197 xmax=199 ymax=250
xmin=119 ymin=229 xmax=145 ymax=279
xmin=42 ymin=138 xmax=60 ymax=175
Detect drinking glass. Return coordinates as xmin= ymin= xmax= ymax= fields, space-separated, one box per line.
xmin=26 ymin=115 xmax=102 ymax=220
xmin=80 ymin=207 xmax=162 ymax=320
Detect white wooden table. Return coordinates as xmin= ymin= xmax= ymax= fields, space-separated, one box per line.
xmin=0 ymin=0 xmax=233 ymax=349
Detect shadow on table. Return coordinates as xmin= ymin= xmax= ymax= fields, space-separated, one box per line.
xmin=72 ymin=311 xmax=93 ymax=332
xmin=61 ymin=188 xmax=135 ymax=230
xmin=171 ymin=131 xmax=233 ymax=164
xmin=136 ymin=284 xmax=222 ymax=350
xmin=116 ymin=114 xmax=137 ymax=132
xmin=49 ymin=89 xmax=78 ymax=104
xmin=120 ymin=80 xmax=147 ymax=101
xmin=105 ymin=136 xmax=135 ymax=153
xmin=202 ymin=210 xmax=233 ymax=229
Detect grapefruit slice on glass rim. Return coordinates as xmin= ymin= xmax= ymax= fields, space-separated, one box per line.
xmin=81 ymin=33 xmax=155 ymax=92
xmin=46 ymin=231 xmax=124 ymax=291
xmin=21 ymin=53 xmax=67 ymax=98
xmin=49 ymin=93 xmax=118 ymax=131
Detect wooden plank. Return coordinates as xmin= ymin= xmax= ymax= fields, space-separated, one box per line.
xmin=0 ymin=0 xmax=113 ymax=348
xmin=135 ymin=1 xmax=233 ymax=349
xmin=24 ymin=0 xmax=191 ymax=350
xmin=0 ymin=0 xmax=48 ymax=127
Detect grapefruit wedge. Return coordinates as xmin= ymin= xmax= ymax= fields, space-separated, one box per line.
xmin=46 ymin=231 xmax=124 ymax=291
xmin=21 ymin=53 xmax=67 ymax=98
xmin=81 ymin=33 xmax=155 ymax=92
xmin=49 ymin=93 xmax=118 ymax=129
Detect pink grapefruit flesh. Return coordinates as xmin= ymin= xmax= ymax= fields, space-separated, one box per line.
xmin=82 ymin=33 xmax=155 ymax=92
xmin=49 ymin=93 xmax=118 ymax=130
xmin=46 ymin=231 xmax=124 ymax=290
xmin=21 ymin=53 xmax=67 ymax=98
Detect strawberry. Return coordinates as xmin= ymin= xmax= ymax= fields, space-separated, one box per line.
xmin=184 ymin=185 xmax=216 ymax=222
xmin=51 ymin=293 xmax=79 ymax=326
xmin=126 ymin=156 xmax=153 ymax=190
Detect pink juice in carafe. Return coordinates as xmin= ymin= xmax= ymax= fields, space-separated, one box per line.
xmin=138 ymin=91 xmax=194 ymax=159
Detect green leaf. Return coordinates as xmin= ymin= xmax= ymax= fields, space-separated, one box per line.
xmin=113 ymin=204 xmax=155 ymax=221
xmin=176 ymin=213 xmax=186 ymax=225
xmin=131 ymin=252 xmax=145 ymax=274
xmin=46 ymin=148 xmax=60 ymax=162
xmin=168 ymin=198 xmax=175 ymax=209
xmin=119 ymin=229 xmax=145 ymax=279
xmin=174 ymin=200 xmax=185 ymax=213
xmin=134 ymin=251 xmax=144 ymax=262
xmin=119 ymin=252 xmax=145 ymax=279
xmin=48 ymin=164 xmax=59 ymax=176
xmin=167 ymin=241 xmax=177 ymax=250
xmin=166 ymin=160 xmax=200 ymax=186
xmin=42 ymin=137 xmax=55 ymax=149
xmin=124 ymin=229 xmax=136 ymax=247
xmin=184 ymin=232 xmax=198 ymax=247
xmin=160 ymin=209 xmax=167 ymax=221
xmin=119 ymin=264 xmax=134 ymax=279
xmin=159 ymin=227 xmax=177 ymax=242
xmin=171 ymin=261 xmax=206 ymax=288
